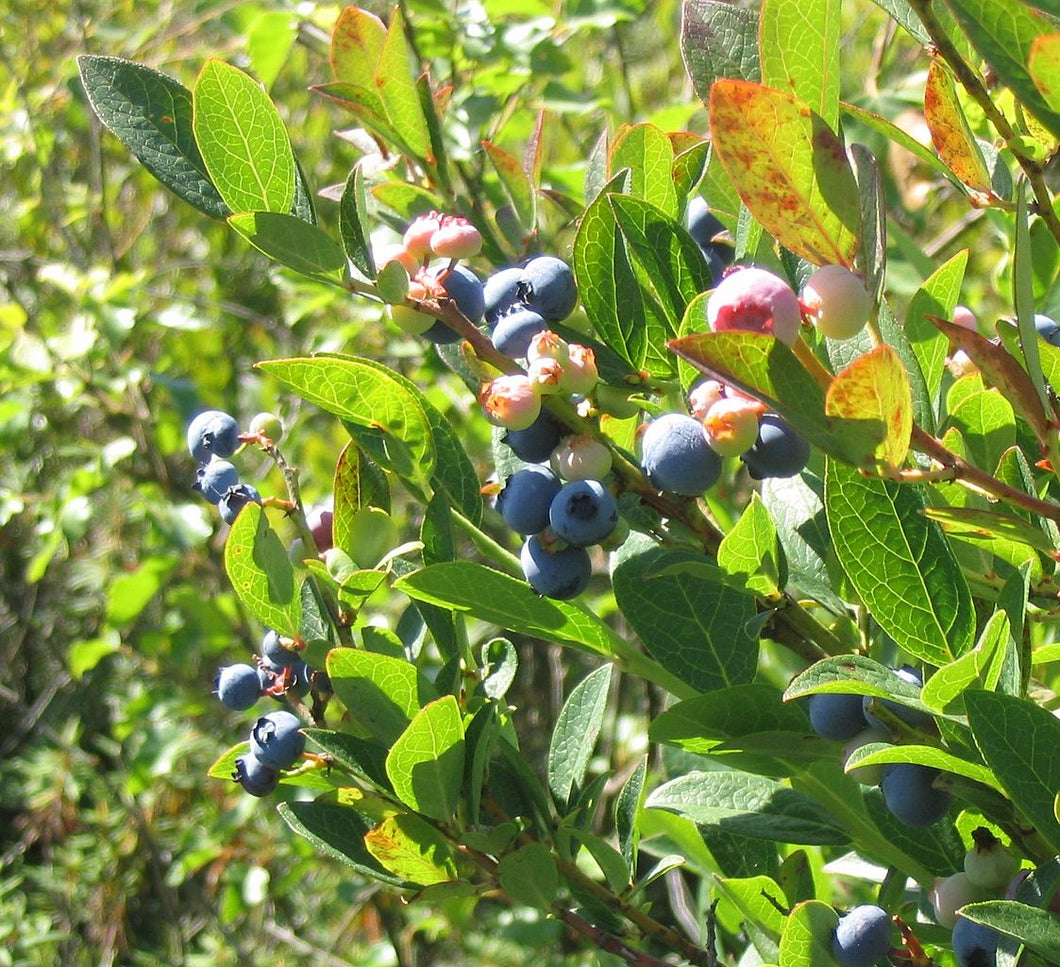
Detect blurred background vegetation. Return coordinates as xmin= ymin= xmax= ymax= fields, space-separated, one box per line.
xmin=0 ymin=0 xmax=1024 ymax=963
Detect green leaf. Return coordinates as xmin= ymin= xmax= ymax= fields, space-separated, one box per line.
xmin=714 ymin=875 xmax=788 ymax=945
xmin=758 ymin=0 xmax=841 ymax=130
xmin=326 ymin=649 xmax=440 ymax=745
xmin=945 ymin=0 xmax=1060 ymax=141
xmin=616 ymin=757 xmax=647 ymax=869
xmin=386 ymin=696 xmax=465 ymax=822
xmin=718 ymin=493 xmax=784 ymax=598
xmin=921 ymin=611 xmax=1009 ymax=713
xmin=680 ymin=0 xmax=760 ymax=101
xmin=825 ymin=344 xmax=912 ymax=470
xmin=257 ymin=356 xmax=435 ymax=485
xmin=905 ymin=250 xmax=967 ymax=402
xmin=946 ymin=386 xmax=1016 ymax=472
xmin=363 ymin=813 xmax=457 ymax=886
xmin=825 ymin=458 xmax=974 ymax=663
xmin=611 ymin=538 xmax=758 ymax=693
xmin=333 ymin=441 xmax=391 ymax=559
xmin=498 ymin=843 xmax=559 ymax=909
xmin=227 ymin=212 xmax=347 ymax=286
xmin=966 ymin=689 xmax=1060 ymax=853
xmin=924 ymin=61 xmax=993 ymax=194
xmin=708 ymin=79 xmax=860 ymax=266
xmin=278 ymin=800 xmax=410 ymax=887
xmin=843 ymin=742 xmax=1000 ymax=792
xmin=69 ymin=632 xmax=121 ymax=679
xmin=223 ymin=503 xmax=301 ymax=635
xmin=777 ymin=900 xmax=840 ymax=967
xmin=548 ymin=666 xmax=612 ymax=812
xmin=375 ymin=8 xmax=432 ymax=164
xmin=646 ymin=771 xmax=849 ymax=845
xmin=339 ymin=166 xmax=376 ymax=280
xmin=1030 ymin=33 xmax=1060 ymax=114
xmin=482 ymin=140 xmax=536 ymax=231
xmin=192 ymin=59 xmax=295 ymax=214
xmin=573 ymin=188 xmax=711 ymax=377
xmin=303 ymin=728 xmax=391 ymax=790
xmin=329 ymin=5 xmax=387 ymax=90
xmin=610 ymin=123 xmax=678 ymax=217
xmin=961 ymin=900 xmax=1060 ymax=962
xmin=77 ymin=56 xmax=229 ymax=220
xmin=420 ymin=492 xmax=455 ymax=567
xmin=669 ymin=328 xmax=890 ymax=467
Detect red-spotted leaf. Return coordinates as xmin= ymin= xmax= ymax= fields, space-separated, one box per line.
xmin=824 ymin=345 xmax=912 ymax=470
xmin=924 ymin=61 xmax=993 ymax=194
xmin=482 ymin=140 xmax=536 ymax=232
xmin=1029 ymin=34 xmax=1060 ymax=114
xmin=708 ymin=79 xmax=860 ymax=266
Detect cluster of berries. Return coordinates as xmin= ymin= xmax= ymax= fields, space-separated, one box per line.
xmin=188 ymin=409 xmax=273 ymax=523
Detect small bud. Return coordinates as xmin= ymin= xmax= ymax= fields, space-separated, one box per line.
xmin=703 ymin=398 xmax=759 ymax=457
xmin=551 ymin=435 xmax=613 ymax=481
xmin=479 ymin=375 xmax=542 ymax=430
xmin=248 ymin=412 xmax=284 ymax=443
xmin=560 ymin=344 xmax=598 ymax=395
xmin=430 ymin=215 xmax=482 ymax=259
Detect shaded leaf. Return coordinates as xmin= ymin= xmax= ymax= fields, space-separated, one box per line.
xmin=339 ymin=166 xmax=376 ymax=279
xmin=924 ymin=61 xmax=993 ymax=193
xmin=224 ymin=503 xmax=301 ymax=635
xmin=498 ymin=843 xmax=559 ymax=909
xmin=228 ymin=212 xmax=347 ymax=286
xmin=483 ymin=140 xmax=536 ymax=231
xmin=680 ymin=0 xmax=760 ymax=101
xmin=548 ymin=666 xmax=612 ymax=812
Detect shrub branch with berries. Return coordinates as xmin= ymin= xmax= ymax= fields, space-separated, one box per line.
xmin=80 ymin=2 xmax=1060 ymax=965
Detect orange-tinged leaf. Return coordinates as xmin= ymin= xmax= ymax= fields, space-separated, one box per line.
xmin=1030 ymin=34 xmax=1060 ymax=113
xmin=708 ymin=79 xmax=860 ymax=266
xmin=330 ymin=6 xmax=387 ymax=88
xmin=825 ymin=345 xmax=912 ymax=470
xmin=924 ymin=62 xmax=992 ymax=194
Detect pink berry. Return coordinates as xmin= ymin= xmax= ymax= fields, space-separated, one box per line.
xmin=801 ymin=265 xmax=871 ymax=341
xmin=952 ymin=305 xmax=978 ymax=331
xmin=560 ymin=344 xmax=598 ymax=395
xmin=702 ymin=397 xmax=759 ymax=457
xmin=527 ymin=329 xmax=570 ymax=366
xmin=526 ymin=356 xmax=565 ymax=395
xmin=551 ymin=435 xmax=613 ymax=481
xmin=707 ymin=267 xmax=802 ymax=346
xmin=376 ymin=242 xmax=420 ymax=275
xmin=688 ymin=379 xmax=726 ymax=421
xmin=430 ymin=216 xmax=482 ymax=259
xmin=479 ymin=375 xmax=542 ymax=430
xmin=403 ymin=213 xmax=443 ymax=261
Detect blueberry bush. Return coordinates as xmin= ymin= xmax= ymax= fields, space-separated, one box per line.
xmin=16 ymin=0 xmax=1060 ymax=963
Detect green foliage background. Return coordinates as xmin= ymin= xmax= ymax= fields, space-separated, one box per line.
xmin=3 ymin=0 xmax=1057 ymax=965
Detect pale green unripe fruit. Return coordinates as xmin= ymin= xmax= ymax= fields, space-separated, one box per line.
xmin=801 ymin=265 xmax=871 ymax=341
xmin=390 ymin=303 xmax=436 ymax=335
xmin=964 ymin=828 xmax=1019 ymax=891
xmin=249 ymin=411 xmax=283 ymax=442
xmin=930 ymin=872 xmax=981 ymax=929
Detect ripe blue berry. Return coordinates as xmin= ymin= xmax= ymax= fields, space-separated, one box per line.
xmin=952 ymin=916 xmax=999 ymax=967
xmin=219 ymin=483 xmax=262 ymax=525
xmin=195 ymin=459 xmax=240 ymax=504
xmin=261 ymin=629 xmax=298 ymax=668
xmin=249 ymin=709 xmax=305 ymax=769
xmin=640 ymin=413 xmax=722 ymax=496
xmin=881 ymin=763 xmax=951 ymax=827
xmin=832 ymin=905 xmax=892 ymax=967
xmin=687 ymin=196 xmax=725 ymax=250
xmin=808 ymin=692 xmax=868 ymax=741
xmin=437 ymin=264 xmax=485 ymax=323
xmin=497 ymin=465 xmax=563 ymax=535
xmin=214 ymin=663 xmax=263 ymax=711
xmin=549 ymin=479 xmax=619 ymax=547
xmin=484 ymin=266 xmax=525 ymax=323
xmin=187 ymin=410 xmax=240 ymax=464
xmin=1035 ymin=313 xmax=1060 ymax=346
xmin=491 ymin=306 xmax=548 ymax=359
xmin=863 ymin=665 xmax=933 ymax=732
xmin=520 ymin=535 xmax=592 ymax=600
xmin=741 ymin=414 xmax=810 ymax=480
xmin=518 ymin=256 xmax=578 ymax=322
xmin=233 ymin=753 xmax=280 ymax=797
xmin=503 ymin=409 xmax=565 ymax=462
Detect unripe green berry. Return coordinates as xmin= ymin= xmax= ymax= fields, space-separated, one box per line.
xmin=964 ymin=828 xmax=1019 ymax=891
xmin=249 ymin=411 xmax=283 ymax=442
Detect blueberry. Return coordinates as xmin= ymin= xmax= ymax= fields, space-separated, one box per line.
xmin=1034 ymin=313 xmax=1060 ymax=347
xmin=807 ymin=692 xmax=868 ymax=741
xmin=518 ymin=256 xmax=578 ymax=322
xmin=484 ymin=266 xmax=525 ymax=323
xmin=187 ymin=410 xmax=240 ymax=464
xmin=438 ymin=264 xmax=485 ymax=323
xmin=491 ymin=306 xmax=548 ymax=359
xmin=832 ymin=904 xmax=892 ymax=967
xmin=549 ymin=479 xmax=619 ymax=547
xmin=520 ymin=536 xmax=592 ymax=600
xmin=233 ymin=752 xmax=280 ymax=797
xmin=687 ymin=196 xmax=725 ymax=251
xmin=261 ymin=629 xmax=298 ymax=668
xmin=289 ymin=659 xmax=312 ymax=698
xmin=195 ymin=459 xmax=240 ymax=504
xmin=219 ymin=483 xmax=262 ymax=525
xmin=881 ymin=763 xmax=951 ymax=827
xmin=862 ymin=665 xmax=933 ymax=732
xmin=214 ymin=663 xmax=262 ymax=711
xmin=741 ymin=414 xmax=810 ymax=480
xmin=497 ymin=465 xmax=563 ymax=535
xmin=502 ymin=409 xmax=565 ymax=462
xmin=951 ymin=916 xmax=999 ymax=967
xmin=249 ymin=709 xmax=305 ymax=770
xmin=640 ymin=413 xmax=722 ymax=496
